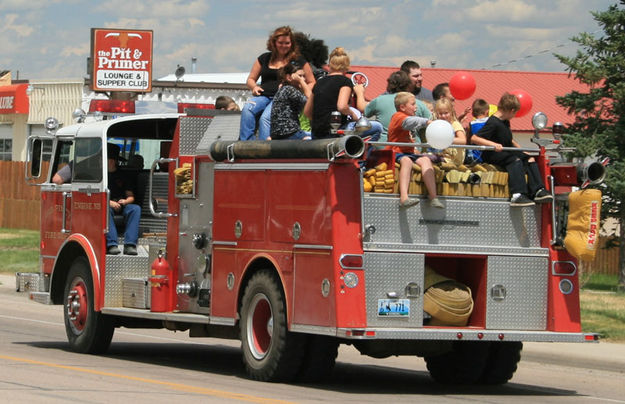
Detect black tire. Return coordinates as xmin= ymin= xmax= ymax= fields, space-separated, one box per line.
xmin=240 ymin=270 xmax=306 ymax=382
xmin=479 ymin=341 xmax=522 ymax=385
xmin=63 ymin=257 xmax=114 ymax=354
xmin=296 ymin=335 xmax=339 ymax=383
xmin=424 ymin=341 xmax=490 ymax=384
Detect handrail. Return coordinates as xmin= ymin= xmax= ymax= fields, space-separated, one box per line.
xmin=149 ymin=157 xmax=178 ymax=218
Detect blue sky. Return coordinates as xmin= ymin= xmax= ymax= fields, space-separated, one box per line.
xmin=1 ymin=0 xmax=615 ymax=81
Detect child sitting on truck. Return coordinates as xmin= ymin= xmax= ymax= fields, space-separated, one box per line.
xmin=387 ymin=92 xmax=442 ymax=208
xmin=471 ymin=92 xmax=553 ymax=207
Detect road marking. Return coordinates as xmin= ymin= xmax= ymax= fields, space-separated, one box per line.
xmin=0 ymin=354 xmax=294 ymax=403
xmin=0 ymin=314 xmax=216 ymax=345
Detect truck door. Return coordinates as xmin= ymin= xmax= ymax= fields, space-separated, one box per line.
xmin=41 ymin=138 xmax=106 ymax=272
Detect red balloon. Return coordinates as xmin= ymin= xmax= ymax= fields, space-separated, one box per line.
xmin=509 ymin=89 xmax=533 ymax=117
xmin=449 ymin=71 xmax=476 ymax=100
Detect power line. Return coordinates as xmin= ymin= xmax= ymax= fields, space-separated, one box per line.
xmin=488 ymin=29 xmax=602 ymax=69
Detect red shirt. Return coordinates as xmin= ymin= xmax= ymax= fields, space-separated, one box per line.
xmin=387 ymin=111 xmax=415 ymax=154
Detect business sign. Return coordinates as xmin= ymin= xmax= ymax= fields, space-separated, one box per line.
xmin=91 ymin=28 xmax=153 ymax=93
xmin=0 ymin=84 xmax=29 ymax=114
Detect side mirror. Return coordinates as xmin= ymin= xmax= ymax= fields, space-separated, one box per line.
xmin=28 ymin=138 xmax=43 ymax=179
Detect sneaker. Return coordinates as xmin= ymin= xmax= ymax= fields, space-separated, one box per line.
xmin=107 ymin=245 xmax=121 ymax=255
xmin=430 ymin=197 xmax=444 ymax=209
xmin=399 ymin=198 xmax=420 ymax=208
xmin=124 ymin=245 xmax=138 ymax=256
xmin=534 ymin=189 xmax=554 ymax=203
xmin=510 ymin=194 xmax=535 ymax=207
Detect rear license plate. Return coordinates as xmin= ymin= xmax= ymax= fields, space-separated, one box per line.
xmin=377 ymin=298 xmax=410 ymax=317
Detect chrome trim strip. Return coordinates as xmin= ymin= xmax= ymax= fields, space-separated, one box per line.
xmin=291 ymin=324 xmax=337 ymax=336
xmin=293 ymin=244 xmax=333 ymax=250
xmin=208 ymin=316 xmax=236 ymax=326
xmin=363 ymin=243 xmax=550 ymax=257
xmin=335 ymin=328 xmax=597 ymax=342
xmin=212 ymin=241 xmax=237 ymax=246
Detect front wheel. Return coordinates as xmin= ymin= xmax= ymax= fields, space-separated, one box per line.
xmin=239 ymin=270 xmax=305 ymax=382
xmin=63 ymin=257 xmax=114 ymax=354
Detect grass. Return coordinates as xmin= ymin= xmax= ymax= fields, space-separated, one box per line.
xmin=1 ymin=227 xmax=624 ymax=341
xmin=0 ymin=228 xmax=40 ymax=273
xmin=580 ymin=273 xmax=625 ymax=341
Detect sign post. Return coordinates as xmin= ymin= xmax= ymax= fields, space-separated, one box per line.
xmin=91 ymin=28 xmax=153 ymax=93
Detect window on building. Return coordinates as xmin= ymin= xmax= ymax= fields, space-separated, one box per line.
xmin=0 ymin=124 xmax=12 ymax=161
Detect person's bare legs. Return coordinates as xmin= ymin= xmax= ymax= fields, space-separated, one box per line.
xmin=399 ymin=156 xmax=414 ymax=205
xmin=416 ymin=156 xmax=437 ymax=200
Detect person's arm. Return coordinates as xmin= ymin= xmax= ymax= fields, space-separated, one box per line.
xmin=402 ymin=116 xmax=431 ymax=131
xmin=303 ymin=92 xmax=314 ymax=120
xmin=352 ymin=84 xmax=368 ymax=112
xmin=247 ymin=59 xmax=263 ymax=96
xmin=118 ymin=189 xmax=135 ymax=206
xmin=471 ymin=125 xmax=503 ymax=151
xmin=453 ymin=125 xmax=467 ymax=145
xmin=457 ymin=106 xmax=472 ymax=122
xmin=52 ymin=164 xmax=71 ymax=185
xmin=337 ymin=86 xmax=359 ymax=120
xmin=52 ymin=173 xmax=64 ymax=185
xmin=302 ymin=62 xmax=316 ymax=86
xmin=512 ymin=139 xmax=522 ymax=148
xmin=295 ymin=74 xmax=312 ymax=98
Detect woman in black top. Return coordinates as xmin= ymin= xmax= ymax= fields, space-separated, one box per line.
xmin=304 ymin=47 xmax=381 ymax=140
xmin=239 ymin=26 xmax=315 ymax=141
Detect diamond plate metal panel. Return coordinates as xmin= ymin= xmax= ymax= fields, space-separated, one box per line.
xmin=122 ymin=278 xmax=150 ymax=309
xmin=196 ymin=115 xmax=241 ymax=154
xmin=104 ymin=246 xmax=151 ymax=307
xmin=179 ymin=116 xmax=214 ymax=155
xmin=364 ymin=252 xmax=424 ymax=327
xmin=363 ymin=195 xmax=542 ymax=251
xmin=486 ymin=255 xmax=548 ymax=330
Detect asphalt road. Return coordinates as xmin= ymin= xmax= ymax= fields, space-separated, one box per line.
xmin=1 ymin=273 xmax=624 ymax=403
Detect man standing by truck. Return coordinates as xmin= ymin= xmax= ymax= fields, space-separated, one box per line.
xmin=106 ymin=143 xmax=140 ymax=255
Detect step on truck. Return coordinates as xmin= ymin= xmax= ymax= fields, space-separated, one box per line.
xmin=21 ymin=108 xmax=603 ymax=384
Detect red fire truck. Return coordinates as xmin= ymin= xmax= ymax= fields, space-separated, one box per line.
xmin=22 ymin=108 xmax=603 ymax=384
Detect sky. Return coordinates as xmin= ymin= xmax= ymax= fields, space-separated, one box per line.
xmin=0 ymin=0 xmax=616 ymax=81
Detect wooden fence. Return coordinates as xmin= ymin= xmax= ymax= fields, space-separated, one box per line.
xmin=0 ymin=161 xmax=621 ymax=275
xmin=0 ymin=161 xmax=45 ymax=230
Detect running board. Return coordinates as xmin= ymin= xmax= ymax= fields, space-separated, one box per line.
xmin=101 ymin=307 xmax=235 ymax=326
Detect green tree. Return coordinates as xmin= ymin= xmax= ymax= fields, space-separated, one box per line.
xmin=555 ymin=1 xmax=625 ymax=290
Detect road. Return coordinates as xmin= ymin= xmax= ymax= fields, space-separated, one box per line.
xmin=1 ymin=273 xmax=624 ymax=403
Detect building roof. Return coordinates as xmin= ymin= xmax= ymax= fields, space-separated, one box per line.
xmin=351 ymin=65 xmax=591 ymax=132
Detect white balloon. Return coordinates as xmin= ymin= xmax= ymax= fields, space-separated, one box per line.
xmin=425 ymin=120 xmax=455 ymax=149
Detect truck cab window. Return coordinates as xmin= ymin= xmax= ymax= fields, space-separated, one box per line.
xmin=73 ymin=138 xmax=103 ymax=182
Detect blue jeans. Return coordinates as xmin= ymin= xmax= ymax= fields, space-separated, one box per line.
xmin=107 ymin=204 xmax=141 ymax=247
xmin=344 ymin=119 xmax=383 ymax=141
xmin=287 ymin=130 xmax=311 ymax=140
xmin=239 ymin=96 xmax=272 ymax=140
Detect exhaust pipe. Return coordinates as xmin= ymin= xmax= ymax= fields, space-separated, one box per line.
xmin=209 ymin=135 xmax=365 ymax=162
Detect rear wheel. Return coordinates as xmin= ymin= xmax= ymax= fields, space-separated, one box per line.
xmin=479 ymin=341 xmax=522 ymax=384
xmin=240 ymin=270 xmax=305 ymax=382
xmin=63 ymin=257 xmax=114 ymax=354
xmin=424 ymin=341 xmax=489 ymax=384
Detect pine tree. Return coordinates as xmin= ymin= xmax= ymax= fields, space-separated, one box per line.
xmin=555 ymin=1 xmax=625 ymax=290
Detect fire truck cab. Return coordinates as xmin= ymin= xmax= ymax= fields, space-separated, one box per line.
xmin=23 ymin=109 xmax=600 ymax=384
